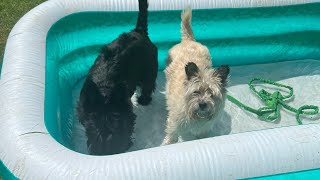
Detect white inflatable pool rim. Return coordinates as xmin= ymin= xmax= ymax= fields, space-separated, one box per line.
xmin=1 ymin=0 xmax=320 ymax=179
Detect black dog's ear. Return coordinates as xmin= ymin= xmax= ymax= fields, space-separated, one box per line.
xmin=217 ymin=65 xmax=230 ymax=87
xmin=185 ymin=62 xmax=199 ymax=80
xmin=101 ymin=46 xmax=113 ymax=59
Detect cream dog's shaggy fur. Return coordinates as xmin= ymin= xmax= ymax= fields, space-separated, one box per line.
xmin=162 ymin=7 xmax=230 ymax=145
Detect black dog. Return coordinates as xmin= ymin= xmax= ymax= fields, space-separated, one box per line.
xmin=77 ymin=0 xmax=158 ymax=155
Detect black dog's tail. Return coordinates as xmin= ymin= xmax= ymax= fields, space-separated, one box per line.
xmin=135 ymin=0 xmax=149 ymax=35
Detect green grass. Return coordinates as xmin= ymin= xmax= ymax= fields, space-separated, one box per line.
xmin=0 ymin=0 xmax=46 ymax=63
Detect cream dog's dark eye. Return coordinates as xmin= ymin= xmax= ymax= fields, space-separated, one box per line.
xmin=193 ymin=91 xmax=200 ymax=94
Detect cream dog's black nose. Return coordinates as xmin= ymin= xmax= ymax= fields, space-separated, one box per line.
xmin=199 ymin=103 xmax=207 ymax=110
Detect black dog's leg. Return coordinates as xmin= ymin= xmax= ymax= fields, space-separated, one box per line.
xmin=87 ymin=131 xmax=113 ymax=155
xmin=127 ymin=81 xmax=137 ymax=98
xmin=87 ymin=138 xmax=103 ymax=155
xmin=137 ymin=52 xmax=158 ymax=106
xmin=137 ymin=68 xmax=157 ymax=106
xmin=87 ymin=134 xmax=104 ymax=155
xmin=84 ymin=120 xmax=108 ymax=155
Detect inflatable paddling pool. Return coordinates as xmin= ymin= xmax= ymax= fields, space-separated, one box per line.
xmin=1 ymin=0 xmax=320 ymax=179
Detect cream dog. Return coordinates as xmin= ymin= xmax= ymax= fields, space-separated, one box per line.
xmin=162 ymin=7 xmax=230 ymax=145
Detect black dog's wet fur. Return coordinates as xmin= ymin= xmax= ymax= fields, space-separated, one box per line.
xmin=77 ymin=0 xmax=158 ymax=155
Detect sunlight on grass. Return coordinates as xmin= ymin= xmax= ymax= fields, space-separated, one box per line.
xmin=0 ymin=0 xmax=46 ymax=62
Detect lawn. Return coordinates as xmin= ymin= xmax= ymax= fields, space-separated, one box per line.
xmin=0 ymin=0 xmax=46 ymax=63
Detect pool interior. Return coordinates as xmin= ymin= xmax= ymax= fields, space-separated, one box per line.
xmin=46 ymin=3 xmax=320 ymax=152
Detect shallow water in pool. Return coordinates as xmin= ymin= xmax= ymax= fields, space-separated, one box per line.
xmin=70 ymin=60 xmax=320 ymax=154
xmin=44 ymin=5 xmax=320 ymax=153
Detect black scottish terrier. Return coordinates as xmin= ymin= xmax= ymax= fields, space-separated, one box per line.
xmin=77 ymin=0 xmax=158 ymax=155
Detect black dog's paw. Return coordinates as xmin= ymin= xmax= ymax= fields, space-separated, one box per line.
xmin=137 ymin=95 xmax=152 ymax=106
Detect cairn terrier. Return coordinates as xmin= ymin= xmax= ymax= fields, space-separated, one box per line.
xmin=162 ymin=7 xmax=229 ymax=145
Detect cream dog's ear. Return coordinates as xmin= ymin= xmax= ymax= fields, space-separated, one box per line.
xmin=216 ymin=65 xmax=230 ymax=87
xmin=185 ymin=62 xmax=199 ymax=80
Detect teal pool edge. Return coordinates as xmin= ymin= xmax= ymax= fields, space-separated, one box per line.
xmin=44 ymin=3 xmax=320 ymax=144
xmin=0 ymin=160 xmax=18 ymax=180
xmin=247 ymin=168 xmax=320 ymax=180
xmin=42 ymin=2 xmax=320 ymax=179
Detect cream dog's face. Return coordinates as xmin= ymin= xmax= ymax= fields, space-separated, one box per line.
xmin=183 ymin=62 xmax=229 ymax=121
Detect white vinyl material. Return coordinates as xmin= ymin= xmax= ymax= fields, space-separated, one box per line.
xmin=1 ymin=0 xmax=320 ymax=179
